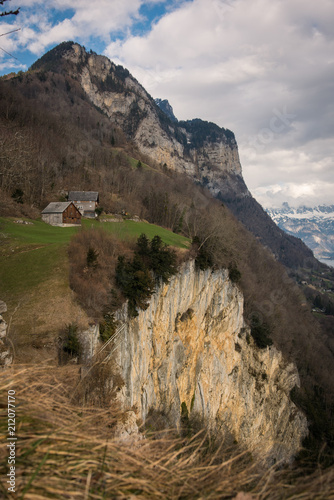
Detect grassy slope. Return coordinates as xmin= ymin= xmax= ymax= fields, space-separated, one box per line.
xmin=98 ymin=219 xmax=190 ymax=247
xmin=0 ymin=217 xmax=189 ymax=356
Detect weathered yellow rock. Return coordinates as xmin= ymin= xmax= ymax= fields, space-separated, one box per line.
xmin=113 ymin=260 xmax=307 ymax=464
xmin=0 ymin=312 xmax=13 ymax=368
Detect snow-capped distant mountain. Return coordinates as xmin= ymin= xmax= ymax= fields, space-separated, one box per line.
xmin=266 ymin=203 xmax=334 ymax=263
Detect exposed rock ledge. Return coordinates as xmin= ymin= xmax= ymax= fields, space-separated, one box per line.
xmin=72 ymin=43 xmax=245 ymax=195
xmin=0 ymin=301 xmax=13 ymax=368
xmin=112 ymin=261 xmax=308 ymax=465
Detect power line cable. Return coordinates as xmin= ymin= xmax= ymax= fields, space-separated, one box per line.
xmin=0 ymin=28 xmax=21 ymax=37
xmin=0 ymin=28 xmax=21 ymax=62
xmin=0 ymin=45 xmax=19 ymax=61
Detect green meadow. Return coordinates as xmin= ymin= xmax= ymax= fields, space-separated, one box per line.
xmin=0 ymin=216 xmax=190 ymax=306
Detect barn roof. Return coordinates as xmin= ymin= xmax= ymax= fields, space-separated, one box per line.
xmin=42 ymin=202 xmax=73 ymax=214
xmin=68 ymin=191 xmax=99 ymax=202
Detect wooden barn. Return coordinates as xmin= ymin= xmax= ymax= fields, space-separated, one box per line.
xmin=68 ymin=191 xmax=99 ymax=218
xmin=41 ymin=202 xmax=81 ymax=226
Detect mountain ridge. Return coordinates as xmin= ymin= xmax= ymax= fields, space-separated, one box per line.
xmin=28 ymin=41 xmax=319 ymax=270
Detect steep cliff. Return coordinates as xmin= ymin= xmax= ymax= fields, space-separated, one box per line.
xmin=154 ymin=98 xmax=178 ymax=123
xmin=111 ymin=261 xmax=307 ymax=464
xmin=61 ymin=43 xmax=246 ymax=198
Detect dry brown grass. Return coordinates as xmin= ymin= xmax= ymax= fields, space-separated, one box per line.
xmin=1 ymin=364 xmax=334 ymax=499
xmin=6 ymin=274 xmax=90 ymax=364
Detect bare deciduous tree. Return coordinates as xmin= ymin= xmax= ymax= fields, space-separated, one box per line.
xmin=0 ymin=0 xmax=19 ymax=18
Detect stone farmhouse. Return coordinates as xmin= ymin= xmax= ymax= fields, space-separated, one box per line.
xmin=68 ymin=191 xmax=99 ymax=218
xmin=41 ymin=202 xmax=81 ymax=226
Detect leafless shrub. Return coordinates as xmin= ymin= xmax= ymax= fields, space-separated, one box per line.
xmin=68 ymin=227 xmax=133 ymax=319
xmin=0 ymin=188 xmax=39 ymax=218
xmin=74 ymin=354 xmax=125 ymax=407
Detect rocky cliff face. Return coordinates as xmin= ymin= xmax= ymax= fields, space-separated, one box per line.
xmin=155 ymin=98 xmax=178 ymax=123
xmin=64 ymin=43 xmax=247 ymax=197
xmin=0 ymin=301 xmax=13 ymax=368
xmin=112 ymin=261 xmax=307 ymax=464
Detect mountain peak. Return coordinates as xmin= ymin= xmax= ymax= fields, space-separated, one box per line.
xmin=30 ymin=41 xmax=76 ymax=72
xmin=155 ymin=98 xmax=178 ymax=122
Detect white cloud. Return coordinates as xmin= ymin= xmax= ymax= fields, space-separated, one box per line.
xmin=3 ymin=0 xmax=146 ymax=56
xmin=241 ymin=140 xmax=334 ymax=207
xmin=27 ymin=19 xmax=79 ymax=54
xmin=253 ymin=181 xmax=334 ymax=208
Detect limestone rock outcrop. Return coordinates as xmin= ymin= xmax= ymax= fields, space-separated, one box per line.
xmin=0 ymin=301 xmax=13 ymax=368
xmin=78 ymin=323 xmax=100 ymax=363
xmin=64 ymin=43 xmax=248 ymax=199
xmin=111 ymin=261 xmax=307 ymax=464
xmin=114 ymin=410 xmax=142 ymax=443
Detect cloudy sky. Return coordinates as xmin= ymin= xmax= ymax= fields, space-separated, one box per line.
xmin=1 ymin=0 xmax=333 ymax=208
